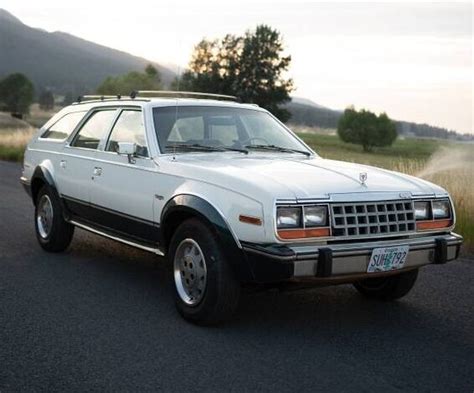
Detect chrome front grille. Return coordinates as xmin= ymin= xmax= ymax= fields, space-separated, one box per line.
xmin=330 ymin=200 xmax=416 ymax=237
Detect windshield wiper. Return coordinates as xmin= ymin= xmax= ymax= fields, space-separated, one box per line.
xmin=165 ymin=143 xmax=248 ymax=154
xmin=245 ymin=144 xmax=311 ymax=157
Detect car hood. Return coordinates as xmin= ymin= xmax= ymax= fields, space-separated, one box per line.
xmin=162 ymin=153 xmax=446 ymax=200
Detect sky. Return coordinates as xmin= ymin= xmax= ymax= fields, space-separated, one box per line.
xmin=1 ymin=1 xmax=472 ymax=134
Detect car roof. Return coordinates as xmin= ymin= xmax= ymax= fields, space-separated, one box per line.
xmin=41 ymin=98 xmax=267 ymax=131
xmin=68 ymin=98 xmax=264 ymax=112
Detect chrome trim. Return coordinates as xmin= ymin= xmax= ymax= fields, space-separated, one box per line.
xmin=69 ymin=220 xmax=165 ymax=256
xmin=289 ymin=232 xmax=463 ymax=258
xmin=290 ymin=232 xmax=462 ymax=278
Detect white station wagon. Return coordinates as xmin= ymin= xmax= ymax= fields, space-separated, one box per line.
xmin=21 ymin=91 xmax=463 ymax=324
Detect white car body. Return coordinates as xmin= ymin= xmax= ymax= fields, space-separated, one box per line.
xmin=21 ymin=96 xmax=462 ymax=286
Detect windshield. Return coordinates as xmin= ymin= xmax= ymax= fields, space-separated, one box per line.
xmin=152 ymin=106 xmax=312 ymax=155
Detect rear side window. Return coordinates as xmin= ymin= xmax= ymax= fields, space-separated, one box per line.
xmin=71 ymin=110 xmax=116 ymax=150
xmin=106 ymin=110 xmax=148 ymax=157
xmin=41 ymin=111 xmax=86 ymax=140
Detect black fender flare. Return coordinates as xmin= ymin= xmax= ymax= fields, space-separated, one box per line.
xmin=30 ymin=166 xmax=69 ymax=219
xmin=161 ymin=194 xmax=253 ymax=282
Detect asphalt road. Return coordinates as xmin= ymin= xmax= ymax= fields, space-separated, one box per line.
xmin=0 ymin=160 xmax=473 ymax=393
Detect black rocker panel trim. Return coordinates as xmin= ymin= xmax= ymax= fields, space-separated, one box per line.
xmin=62 ymin=195 xmax=161 ymax=245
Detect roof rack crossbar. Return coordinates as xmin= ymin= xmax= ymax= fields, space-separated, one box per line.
xmin=129 ymin=90 xmax=238 ymax=102
xmin=77 ymin=94 xmax=122 ymax=103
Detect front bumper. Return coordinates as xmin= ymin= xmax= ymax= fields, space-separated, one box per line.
xmin=20 ymin=176 xmax=32 ymax=197
xmin=242 ymin=232 xmax=463 ymax=283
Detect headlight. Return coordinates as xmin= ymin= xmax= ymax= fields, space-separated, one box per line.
xmin=304 ymin=206 xmax=328 ymax=227
xmin=432 ymin=200 xmax=450 ymax=219
xmin=276 ymin=207 xmax=302 ymax=228
xmin=414 ymin=201 xmax=430 ymax=220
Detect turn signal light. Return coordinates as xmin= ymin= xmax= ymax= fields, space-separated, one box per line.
xmin=416 ymin=219 xmax=452 ymax=231
xmin=277 ymin=227 xmax=330 ymax=239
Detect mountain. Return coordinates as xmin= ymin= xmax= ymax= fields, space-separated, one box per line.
xmin=285 ymin=100 xmax=342 ymax=129
xmin=290 ymin=96 xmax=327 ymax=109
xmin=0 ymin=9 xmax=175 ymax=96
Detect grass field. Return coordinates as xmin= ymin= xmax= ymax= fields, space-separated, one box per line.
xmin=0 ymin=114 xmax=472 ymax=252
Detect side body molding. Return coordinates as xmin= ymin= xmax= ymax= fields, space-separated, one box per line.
xmin=161 ymin=194 xmax=253 ymax=282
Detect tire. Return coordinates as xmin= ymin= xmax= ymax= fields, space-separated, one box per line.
xmin=169 ymin=218 xmax=240 ymax=325
xmin=353 ymin=269 xmax=419 ymax=301
xmin=34 ymin=185 xmax=74 ymax=252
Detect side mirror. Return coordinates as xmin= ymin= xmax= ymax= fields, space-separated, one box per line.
xmin=117 ymin=142 xmax=137 ymax=164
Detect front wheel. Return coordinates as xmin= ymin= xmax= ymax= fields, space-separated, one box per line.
xmin=353 ymin=269 xmax=419 ymax=301
xmin=34 ymin=185 xmax=74 ymax=252
xmin=169 ymin=218 xmax=240 ymax=325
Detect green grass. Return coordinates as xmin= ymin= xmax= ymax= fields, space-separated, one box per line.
xmin=0 ymin=144 xmax=25 ymax=162
xmin=298 ymin=132 xmax=441 ymax=169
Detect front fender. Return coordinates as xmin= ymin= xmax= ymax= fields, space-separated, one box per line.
xmin=161 ymin=194 xmax=254 ymax=282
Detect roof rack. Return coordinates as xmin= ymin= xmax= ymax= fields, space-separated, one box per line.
xmin=76 ymin=95 xmax=122 ymax=103
xmin=129 ymin=90 xmax=238 ymax=102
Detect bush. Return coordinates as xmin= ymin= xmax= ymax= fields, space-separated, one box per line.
xmin=337 ymin=107 xmax=397 ymax=152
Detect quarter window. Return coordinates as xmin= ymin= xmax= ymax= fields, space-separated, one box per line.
xmin=71 ymin=110 xmax=116 ymax=150
xmin=106 ymin=110 xmax=148 ymax=157
xmin=41 ymin=111 xmax=86 ymax=140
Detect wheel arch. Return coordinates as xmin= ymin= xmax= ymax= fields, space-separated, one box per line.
xmin=161 ymin=194 xmax=253 ymax=282
xmin=31 ymin=165 xmax=57 ymax=205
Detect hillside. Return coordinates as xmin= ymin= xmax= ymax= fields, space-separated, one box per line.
xmin=286 ymin=100 xmax=473 ymax=142
xmin=0 ymin=9 xmax=175 ymax=96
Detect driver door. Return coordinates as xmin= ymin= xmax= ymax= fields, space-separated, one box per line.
xmin=89 ymin=108 xmax=159 ymax=244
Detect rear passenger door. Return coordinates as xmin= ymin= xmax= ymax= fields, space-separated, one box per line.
xmin=89 ymin=108 xmax=159 ymax=244
xmin=58 ymin=108 xmax=118 ymax=219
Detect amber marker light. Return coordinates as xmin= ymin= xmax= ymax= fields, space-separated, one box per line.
xmin=278 ymin=227 xmax=330 ymax=239
xmin=239 ymin=215 xmax=262 ymax=226
xmin=416 ymin=219 xmax=452 ymax=231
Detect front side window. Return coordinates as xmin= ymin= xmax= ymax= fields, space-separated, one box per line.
xmin=106 ymin=110 xmax=148 ymax=157
xmin=41 ymin=111 xmax=86 ymax=140
xmin=152 ymin=106 xmax=311 ymax=154
xmin=71 ymin=110 xmax=116 ymax=150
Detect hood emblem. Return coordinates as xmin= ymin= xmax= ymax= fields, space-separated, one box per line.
xmin=399 ymin=192 xmax=411 ymax=199
xmin=359 ymin=172 xmax=368 ymax=185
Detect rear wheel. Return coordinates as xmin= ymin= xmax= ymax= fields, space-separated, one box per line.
xmin=353 ymin=269 xmax=418 ymax=301
xmin=34 ymin=185 xmax=74 ymax=252
xmin=169 ymin=218 xmax=240 ymax=325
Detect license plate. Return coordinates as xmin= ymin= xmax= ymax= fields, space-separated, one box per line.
xmin=367 ymin=246 xmax=409 ymax=273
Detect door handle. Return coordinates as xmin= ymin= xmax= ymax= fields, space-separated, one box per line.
xmin=93 ymin=167 xmax=102 ymax=176
xmin=60 ymin=160 xmax=67 ymax=169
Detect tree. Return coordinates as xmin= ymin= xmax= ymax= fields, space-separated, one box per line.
xmin=96 ymin=64 xmax=162 ymax=96
xmin=63 ymin=91 xmax=75 ymax=106
xmin=0 ymin=73 xmax=34 ymax=115
xmin=177 ymin=25 xmax=294 ymax=121
xmin=39 ymin=90 xmax=55 ymax=110
xmin=337 ymin=107 xmax=397 ymax=152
